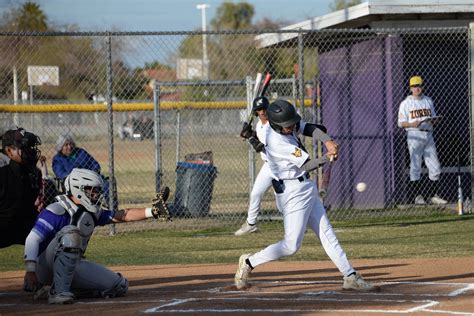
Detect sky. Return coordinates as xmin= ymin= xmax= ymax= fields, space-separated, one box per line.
xmin=0 ymin=0 xmax=334 ymax=32
xmin=0 ymin=0 xmax=336 ymax=67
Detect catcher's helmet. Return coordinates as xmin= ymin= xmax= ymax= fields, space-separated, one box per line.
xmin=267 ymin=99 xmax=301 ymax=134
xmin=252 ymin=96 xmax=269 ymax=115
xmin=65 ymin=168 xmax=104 ymax=215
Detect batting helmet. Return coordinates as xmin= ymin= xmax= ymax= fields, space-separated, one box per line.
xmin=252 ymin=96 xmax=269 ymax=114
xmin=267 ymin=100 xmax=301 ymax=134
xmin=409 ymin=76 xmax=423 ymax=87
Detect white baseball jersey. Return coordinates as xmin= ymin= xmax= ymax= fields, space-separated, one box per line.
xmin=398 ymin=95 xmax=441 ymax=181
xmin=255 ymin=120 xmax=270 ymax=162
xmin=264 ymin=121 xmax=309 ymax=180
xmin=398 ymin=95 xmax=436 ymax=132
xmin=245 ymin=119 xmax=272 ymax=225
xmin=247 ymin=121 xmax=355 ymax=277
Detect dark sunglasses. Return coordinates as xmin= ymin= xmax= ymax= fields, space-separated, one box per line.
xmin=411 ymin=85 xmax=422 ymax=88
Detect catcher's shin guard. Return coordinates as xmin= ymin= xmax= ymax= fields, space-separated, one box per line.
xmin=72 ymin=260 xmax=128 ymax=298
xmin=52 ymin=226 xmax=82 ymax=295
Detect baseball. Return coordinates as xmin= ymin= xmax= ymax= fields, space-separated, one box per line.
xmin=356 ymin=182 xmax=367 ymax=192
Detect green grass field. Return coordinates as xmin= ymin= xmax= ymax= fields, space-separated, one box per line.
xmin=1 ymin=214 xmax=473 ymax=272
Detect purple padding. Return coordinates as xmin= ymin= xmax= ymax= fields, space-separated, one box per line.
xmin=319 ymin=37 xmax=404 ymax=209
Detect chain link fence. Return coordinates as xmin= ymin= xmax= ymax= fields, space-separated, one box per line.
xmin=1 ymin=27 xmax=472 ymax=233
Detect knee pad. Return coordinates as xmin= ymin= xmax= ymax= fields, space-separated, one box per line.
xmin=100 ymin=273 xmax=128 ymax=298
xmin=57 ymin=225 xmax=82 ymax=251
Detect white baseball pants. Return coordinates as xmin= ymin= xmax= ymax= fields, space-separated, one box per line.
xmin=246 ymin=162 xmax=273 ymax=225
xmin=407 ymin=131 xmax=441 ymax=181
xmin=248 ymin=177 xmax=355 ymax=277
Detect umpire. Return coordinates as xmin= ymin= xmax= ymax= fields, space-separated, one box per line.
xmin=0 ymin=127 xmax=43 ymax=248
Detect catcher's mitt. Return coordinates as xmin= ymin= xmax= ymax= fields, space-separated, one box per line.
xmin=151 ymin=186 xmax=172 ymax=222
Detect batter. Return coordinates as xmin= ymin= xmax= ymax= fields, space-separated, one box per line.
xmin=234 ymin=99 xmax=375 ymax=292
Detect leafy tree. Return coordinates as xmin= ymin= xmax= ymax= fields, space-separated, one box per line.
xmin=211 ymin=2 xmax=255 ymax=30
xmin=330 ymin=0 xmax=362 ymax=12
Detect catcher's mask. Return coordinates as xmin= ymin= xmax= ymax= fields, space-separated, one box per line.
xmin=252 ymin=96 xmax=269 ymax=116
xmin=267 ymin=99 xmax=301 ymax=134
xmin=1 ymin=127 xmax=41 ymax=165
xmin=65 ymin=168 xmax=104 ymax=215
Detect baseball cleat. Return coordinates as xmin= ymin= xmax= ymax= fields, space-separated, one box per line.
xmin=430 ymin=195 xmax=447 ymax=205
xmin=415 ymin=195 xmax=426 ymax=205
xmin=48 ymin=291 xmax=75 ymax=304
xmin=343 ymin=272 xmax=376 ymax=292
xmin=234 ymin=254 xmax=253 ymax=289
xmin=234 ymin=222 xmax=258 ymax=236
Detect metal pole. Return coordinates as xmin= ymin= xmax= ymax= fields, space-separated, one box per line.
xmin=197 ymin=4 xmax=210 ymax=79
xmin=298 ymin=31 xmax=305 ymax=117
xmin=29 ymin=85 xmax=34 ymax=130
xmin=469 ymin=23 xmax=474 ymax=212
xmin=13 ymin=66 xmax=19 ymax=126
xmin=106 ymin=33 xmax=116 ymax=236
xmin=292 ymin=74 xmax=297 ymax=107
xmin=176 ymin=108 xmax=181 ymax=165
xmin=153 ymin=81 xmax=162 ymax=193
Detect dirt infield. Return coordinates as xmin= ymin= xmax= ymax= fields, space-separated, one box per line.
xmin=1 ymin=258 xmax=473 ymax=315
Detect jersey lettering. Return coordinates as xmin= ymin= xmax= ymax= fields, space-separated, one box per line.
xmin=409 ymin=108 xmax=431 ymax=119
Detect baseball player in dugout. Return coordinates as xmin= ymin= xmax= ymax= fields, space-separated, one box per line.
xmin=0 ymin=127 xmax=43 ymax=249
xmin=235 ymin=100 xmax=376 ymax=292
xmin=22 ymin=168 xmax=171 ymax=304
xmin=398 ymin=76 xmax=447 ymax=205
xmin=236 ymin=96 xmax=272 ymax=236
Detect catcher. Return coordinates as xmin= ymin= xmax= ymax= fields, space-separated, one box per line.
xmin=22 ymin=168 xmax=171 ymax=304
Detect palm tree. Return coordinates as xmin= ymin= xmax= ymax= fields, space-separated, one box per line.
xmin=17 ymin=1 xmax=48 ymax=32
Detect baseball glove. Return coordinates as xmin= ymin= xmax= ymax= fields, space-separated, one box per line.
xmin=151 ymin=186 xmax=172 ymax=222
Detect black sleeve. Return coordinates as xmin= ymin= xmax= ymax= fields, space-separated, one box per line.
xmin=302 ymin=123 xmax=331 ymax=142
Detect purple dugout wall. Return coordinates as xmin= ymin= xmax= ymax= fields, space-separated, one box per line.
xmin=319 ymin=37 xmax=405 ymax=209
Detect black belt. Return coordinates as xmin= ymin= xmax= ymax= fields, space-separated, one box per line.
xmin=278 ymin=173 xmax=309 ymax=184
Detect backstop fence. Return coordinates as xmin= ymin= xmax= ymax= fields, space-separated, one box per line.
xmin=1 ymin=26 xmax=473 ymax=233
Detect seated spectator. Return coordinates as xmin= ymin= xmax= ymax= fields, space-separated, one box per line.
xmin=52 ymin=134 xmax=111 ymax=206
xmin=118 ymin=113 xmax=138 ymax=140
xmin=52 ymin=134 xmax=101 ymax=181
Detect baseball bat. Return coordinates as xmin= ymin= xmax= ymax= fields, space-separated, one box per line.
xmin=259 ymin=73 xmax=272 ymax=97
xmin=253 ymin=72 xmax=263 ymax=100
xmin=320 ymin=155 xmax=334 ymax=210
xmin=245 ymin=73 xmax=261 ymax=125
xmin=457 ymin=155 xmax=464 ymax=215
xmin=247 ymin=73 xmax=271 ymax=125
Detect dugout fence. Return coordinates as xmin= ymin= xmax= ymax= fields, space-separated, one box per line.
xmin=0 ymin=27 xmax=473 ymax=233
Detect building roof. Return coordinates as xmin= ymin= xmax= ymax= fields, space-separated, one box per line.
xmin=256 ymin=0 xmax=474 ymax=48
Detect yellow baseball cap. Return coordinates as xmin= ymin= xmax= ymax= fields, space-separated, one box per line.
xmin=409 ymin=76 xmax=423 ymax=87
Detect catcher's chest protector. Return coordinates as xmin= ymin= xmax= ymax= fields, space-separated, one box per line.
xmin=71 ymin=209 xmax=96 ymax=251
xmin=52 ymin=195 xmax=99 ymax=252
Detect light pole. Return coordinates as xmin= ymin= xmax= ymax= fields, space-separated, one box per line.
xmin=196 ymin=3 xmax=210 ymax=79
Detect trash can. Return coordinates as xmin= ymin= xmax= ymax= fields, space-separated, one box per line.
xmin=172 ymin=162 xmax=218 ymax=217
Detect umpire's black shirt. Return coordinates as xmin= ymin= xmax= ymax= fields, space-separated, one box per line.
xmin=0 ymin=160 xmax=41 ymax=248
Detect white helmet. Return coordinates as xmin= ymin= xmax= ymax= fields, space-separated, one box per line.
xmin=64 ymin=168 xmax=104 ymax=214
